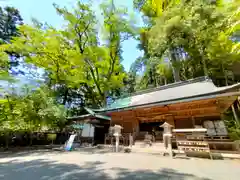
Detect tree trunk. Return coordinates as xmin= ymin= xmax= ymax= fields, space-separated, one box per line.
xmin=63 ymin=88 xmax=69 ymax=105
xmin=169 ymin=47 xmax=180 ymax=82
xmin=5 ymin=132 xmax=9 ymax=150
xmin=224 ymin=72 xmax=228 ymax=86
xmin=164 ymin=77 xmax=167 ymax=85
xmin=200 ymin=46 xmax=208 ymax=77
xmin=102 ymin=92 xmax=107 ymax=108
xmin=232 ymin=104 xmax=240 ymax=126
xmin=221 ymin=62 xmax=228 ymax=86
xmin=29 ymin=132 xmax=33 ymax=146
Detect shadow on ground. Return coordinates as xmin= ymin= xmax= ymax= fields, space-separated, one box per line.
xmin=0 ymin=146 xmax=113 ymax=159
xmin=112 ymin=167 xmax=212 ymax=180
xmin=0 ymin=149 xmax=63 ymax=159
xmin=0 ymin=157 xmax=212 ymax=180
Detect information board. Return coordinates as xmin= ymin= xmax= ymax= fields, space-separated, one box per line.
xmin=65 ymin=134 xmax=76 ymax=151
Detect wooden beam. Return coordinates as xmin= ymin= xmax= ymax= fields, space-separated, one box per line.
xmin=134 ymin=99 xmax=217 ymax=116
xmin=110 ymin=97 xmax=235 ymax=123
xmin=216 ymin=96 xmax=236 ymax=110
xmin=173 ymin=106 xmax=219 ymax=116
xmin=138 ymin=114 xmax=166 ymax=121
xmin=109 ymin=98 xmax=219 ymax=116
xmin=174 ymin=113 xmax=220 ymax=120
xmin=168 ymin=99 xmax=217 ymax=111
xmin=136 ymin=106 xmax=218 ymax=119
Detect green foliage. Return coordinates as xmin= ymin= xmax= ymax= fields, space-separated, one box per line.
xmin=0 ymin=86 xmax=67 ymax=133
xmin=0 ymin=6 xmax=23 ymax=44
xmin=0 ymin=6 xmax=23 ymax=81
xmin=130 ymin=0 xmax=240 ymax=91
xmin=133 ymin=0 xmax=180 ymax=17
xmin=2 ymin=1 xmax=135 ymax=109
xmin=21 ymin=86 xmax=67 ymax=131
xmin=228 ymin=127 xmax=240 ymax=140
xmin=223 ymin=109 xmax=240 ymax=140
xmin=0 ymin=0 xmax=138 ymax=141
xmin=47 ymin=133 xmax=57 ymax=142
xmin=0 ymin=93 xmax=25 ymax=132
xmin=0 ymin=51 xmax=10 ymax=80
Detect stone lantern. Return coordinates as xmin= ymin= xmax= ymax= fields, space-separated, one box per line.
xmin=112 ymin=125 xmax=123 ymax=152
xmin=113 ymin=125 xmax=122 ymax=136
xmin=160 ymin=122 xmax=173 ymax=135
xmin=160 ymin=122 xmax=173 ymax=157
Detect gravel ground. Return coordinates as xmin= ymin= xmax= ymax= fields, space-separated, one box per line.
xmin=0 ymin=150 xmax=240 ymax=180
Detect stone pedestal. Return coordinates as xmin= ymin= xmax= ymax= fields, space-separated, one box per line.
xmin=114 ymin=133 xmax=120 ymax=152
xmin=129 ymin=134 xmax=133 ymax=148
xmin=163 ymin=134 xmax=173 ymax=157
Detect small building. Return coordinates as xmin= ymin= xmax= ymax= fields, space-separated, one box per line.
xmin=67 ymin=107 xmax=111 ymax=145
xmin=68 ymin=77 xmax=240 ymax=148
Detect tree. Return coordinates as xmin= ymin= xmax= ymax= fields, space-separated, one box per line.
xmin=133 ymin=0 xmax=180 ymax=18
xmin=0 ymin=85 xmax=67 ymax=147
xmin=133 ymin=0 xmax=182 ymax=82
xmin=0 ymin=6 xmax=23 ymax=44
xmin=100 ymin=0 xmax=138 ymax=100
xmin=0 ymin=51 xmax=11 ymax=81
xmin=20 ymin=86 xmax=67 ymax=132
xmin=0 ymin=6 xmax=23 ymax=71
xmin=0 ymin=6 xmax=24 ymax=85
xmin=2 ymin=1 xmax=136 ymax=110
xmin=131 ymin=0 xmax=240 ymax=89
xmin=0 ymin=90 xmax=26 ymax=145
xmin=55 ymin=0 xmax=136 ymax=107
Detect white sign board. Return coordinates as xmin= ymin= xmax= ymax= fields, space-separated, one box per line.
xmin=65 ymin=134 xmax=76 ymax=151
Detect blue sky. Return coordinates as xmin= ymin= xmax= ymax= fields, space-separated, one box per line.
xmin=2 ymin=0 xmax=144 ymax=71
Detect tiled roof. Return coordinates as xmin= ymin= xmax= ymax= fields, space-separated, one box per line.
xmin=101 ymin=76 xmax=240 ymax=111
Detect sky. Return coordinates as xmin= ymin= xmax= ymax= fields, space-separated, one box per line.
xmin=2 ymin=0 xmax=144 ymax=72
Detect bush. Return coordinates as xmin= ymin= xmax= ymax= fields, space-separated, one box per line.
xmin=228 ymin=128 xmax=240 ymax=140
xmin=47 ymin=133 xmax=57 ymax=143
xmin=224 ymin=112 xmax=240 ymax=141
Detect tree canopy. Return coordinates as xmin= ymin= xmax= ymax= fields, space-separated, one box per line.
xmin=130 ymin=0 xmax=240 ymax=90
xmin=0 ymin=0 xmax=137 ymax=126
xmin=0 ymin=6 xmax=23 ymax=81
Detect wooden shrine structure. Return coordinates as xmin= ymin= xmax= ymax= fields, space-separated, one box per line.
xmin=68 ymin=77 xmax=240 ymax=150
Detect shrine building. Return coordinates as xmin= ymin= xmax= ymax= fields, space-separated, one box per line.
xmin=68 ymin=76 xmax=240 ymax=146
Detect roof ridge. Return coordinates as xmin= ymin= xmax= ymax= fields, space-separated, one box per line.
xmin=127 ymin=76 xmax=211 ymax=97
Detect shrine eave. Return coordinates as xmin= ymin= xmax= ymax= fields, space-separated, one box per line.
xmin=93 ymin=77 xmax=240 ymax=113
xmin=95 ymin=91 xmax=240 ymax=113
xmin=67 ymin=114 xmax=111 ymax=121
xmin=67 ymin=106 xmax=111 ymax=121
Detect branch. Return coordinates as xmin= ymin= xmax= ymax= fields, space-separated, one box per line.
xmin=73 ymin=19 xmax=104 ymax=98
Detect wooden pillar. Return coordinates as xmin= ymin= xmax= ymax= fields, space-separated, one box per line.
xmin=165 ymin=115 xmax=175 ymax=128
xmin=231 ymin=104 xmax=240 ymax=125
xmin=192 ymin=116 xmax=195 ymax=128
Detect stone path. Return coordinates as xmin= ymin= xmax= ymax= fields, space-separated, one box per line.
xmin=0 ymin=151 xmax=240 ymax=180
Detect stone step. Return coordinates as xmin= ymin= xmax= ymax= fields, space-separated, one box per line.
xmin=131 ymin=146 xmax=171 ymax=156
xmin=134 ymin=142 xmax=165 ymax=148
